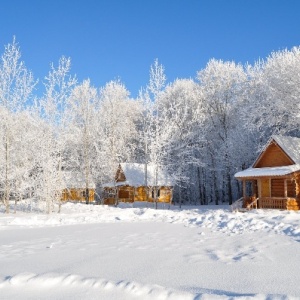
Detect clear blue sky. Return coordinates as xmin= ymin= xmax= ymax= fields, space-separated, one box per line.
xmin=0 ymin=0 xmax=300 ymax=98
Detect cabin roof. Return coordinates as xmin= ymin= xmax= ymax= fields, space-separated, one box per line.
xmin=120 ymin=163 xmax=174 ymax=187
xmin=235 ymin=135 xmax=300 ymax=179
xmin=253 ymin=135 xmax=300 ymax=167
xmin=104 ymin=163 xmax=174 ymax=187
xmin=235 ymin=164 xmax=300 ymax=179
xmin=63 ymin=172 xmax=95 ymax=189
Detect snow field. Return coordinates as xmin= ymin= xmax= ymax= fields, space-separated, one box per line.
xmin=1 ymin=202 xmax=300 ymax=299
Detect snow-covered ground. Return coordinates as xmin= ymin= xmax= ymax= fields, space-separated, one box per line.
xmin=1 ymin=202 xmax=300 ymax=299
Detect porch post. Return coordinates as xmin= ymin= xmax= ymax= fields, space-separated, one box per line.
xmin=284 ymin=179 xmax=287 ymax=198
xmin=252 ymin=180 xmax=257 ymax=198
xmin=243 ymin=180 xmax=246 ymax=200
xmin=295 ymin=177 xmax=299 ymax=198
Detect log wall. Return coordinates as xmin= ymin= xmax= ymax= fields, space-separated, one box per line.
xmin=103 ymin=186 xmax=173 ymax=205
xmin=61 ymin=188 xmax=95 ymax=202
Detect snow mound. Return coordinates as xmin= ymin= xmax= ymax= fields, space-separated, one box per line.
xmin=0 ymin=272 xmax=195 ymax=300
xmin=0 ymin=272 xmax=294 ymax=300
xmin=1 ymin=203 xmax=300 ymax=240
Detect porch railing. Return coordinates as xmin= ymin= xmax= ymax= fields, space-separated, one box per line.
xmin=259 ymin=197 xmax=287 ymax=209
xmin=231 ymin=197 xmax=244 ymax=212
xmin=246 ymin=197 xmax=259 ymax=210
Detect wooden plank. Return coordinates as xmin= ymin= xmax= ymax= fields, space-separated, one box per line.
xmin=254 ymin=142 xmax=294 ymax=168
xmin=284 ymin=179 xmax=287 ymax=197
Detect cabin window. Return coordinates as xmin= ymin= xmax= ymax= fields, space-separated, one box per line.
xmin=119 ymin=189 xmax=129 ymax=198
xmin=151 ymin=188 xmax=160 ymax=198
xmin=82 ymin=190 xmax=86 ymax=197
xmin=287 ymin=180 xmax=296 ymax=198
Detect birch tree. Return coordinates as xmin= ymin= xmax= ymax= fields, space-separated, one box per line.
xmin=159 ymin=78 xmax=205 ymax=206
xmin=0 ymin=38 xmax=36 ymax=213
xmin=139 ymin=59 xmax=167 ymax=208
xmin=98 ymin=80 xmax=141 ymax=181
xmin=245 ymin=47 xmax=300 ymax=141
xmin=38 ymin=56 xmax=76 ymax=213
xmin=66 ymin=79 xmax=98 ymax=204
xmin=197 ymin=59 xmax=247 ymax=204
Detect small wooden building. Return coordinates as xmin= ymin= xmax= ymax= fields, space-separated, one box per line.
xmin=234 ymin=135 xmax=300 ymax=210
xmin=103 ymin=163 xmax=173 ymax=205
xmin=61 ymin=172 xmax=95 ymax=203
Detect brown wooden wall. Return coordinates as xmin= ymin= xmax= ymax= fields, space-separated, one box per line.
xmin=296 ymin=175 xmax=300 ymax=198
xmin=270 ymin=178 xmax=295 ymax=197
xmin=118 ymin=186 xmax=135 ymax=203
xmin=259 ymin=178 xmax=296 ymax=198
xmin=271 ymin=178 xmax=283 ymax=197
xmin=103 ymin=186 xmax=173 ymax=205
xmin=254 ymin=142 xmax=294 ymax=168
xmin=61 ymin=188 xmax=95 ymax=202
xmin=287 ymin=180 xmax=296 ymax=197
xmin=119 ymin=186 xmax=172 ymax=203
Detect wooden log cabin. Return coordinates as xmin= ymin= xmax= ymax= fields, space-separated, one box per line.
xmin=103 ymin=163 xmax=173 ymax=205
xmin=61 ymin=172 xmax=95 ymax=203
xmin=234 ymin=135 xmax=300 ymax=210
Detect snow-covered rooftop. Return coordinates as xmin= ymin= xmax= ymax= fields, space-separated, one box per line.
xmin=121 ymin=163 xmax=174 ymax=186
xmin=63 ymin=172 xmax=95 ymax=189
xmin=235 ymin=164 xmax=300 ymax=178
xmin=235 ymin=135 xmax=300 ymax=179
xmin=104 ymin=163 xmax=174 ymax=187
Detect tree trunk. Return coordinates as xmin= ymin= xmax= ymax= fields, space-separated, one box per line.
xmin=227 ymin=170 xmax=233 ymax=205
xmin=5 ymin=131 xmax=10 ymax=214
xmin=85 ymin=187 xmax=89 ymax=205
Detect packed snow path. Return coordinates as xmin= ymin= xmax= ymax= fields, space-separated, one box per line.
xmin=1 ymin=203 xmax=300 ymax=299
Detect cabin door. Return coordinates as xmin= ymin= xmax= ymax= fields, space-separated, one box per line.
xmin=258 ymin=179 xmax=270 ymax=198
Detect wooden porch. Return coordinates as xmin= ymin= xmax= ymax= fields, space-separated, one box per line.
xmin=232 ymin=176 xmax=300 ymax=211
xmin=244 ymin=196 xmax=300 ymax=210
xmin=232 ymin=196 xmax=300 ymax=211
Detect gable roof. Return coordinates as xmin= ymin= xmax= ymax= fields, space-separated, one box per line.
xmin=235 ymin=135 xmax=300 ymax=179
xmin=252 ymin=135 xmax=300 ymax=167
xmin=120 ymin=163 xmax=174 ymax=186
xmin=105 ymin=163 xmax=173 ymax=187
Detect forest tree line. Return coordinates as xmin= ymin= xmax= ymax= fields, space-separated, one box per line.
xmin=1 ymin=38 xmax=300 ymax=213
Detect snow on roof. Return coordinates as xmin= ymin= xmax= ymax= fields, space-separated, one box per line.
xmin=114 ymin=163 xmax=174 ymax=187
xmin=235 ymin=164 xmax=300 ymax=179
xmin=101 ymin=181 xmax=125 ymax=188
xmin=272 ymin=135 xmax=300 ymax=164
xmin=63 ymin=172 xmax=95 ymax=189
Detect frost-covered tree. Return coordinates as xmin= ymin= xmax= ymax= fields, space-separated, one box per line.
xmin=37 ymin=56 xmax=76 ymax=213
xmin=245 ymin=47 xmax=300 ymax=141
xmin=197 ymin=59 xmax=247 ymax=204
xmin=139 ymin=59 xmax=167 ymax=208
xmin=0 ymin=38 xmax=36 ymax=213
xmin=159 ymin=78 xmax=204 ymax=206
xmin=66 ymin=79 xmax=98 ymax=204
xmin=98 ymin=80 xmax=141 ymax=181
